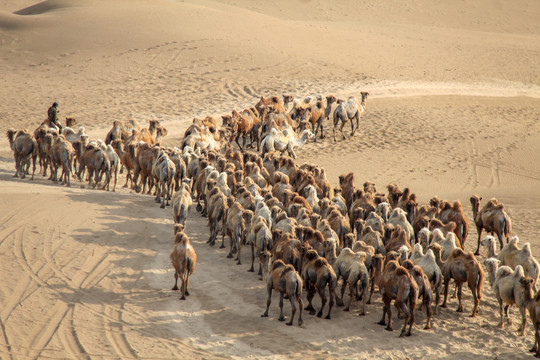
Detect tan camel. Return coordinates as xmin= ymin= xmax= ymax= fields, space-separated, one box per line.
xmin=260 ymin=254 xmax=304 ymax=327
xmin=332 ymin=248 xmax=369 ymax=314
xmin=170 ymin=229 xmax=197 ymax=300
xmin=470 ymin=195 xmax=512 ymax=255
xmin=6 ymin=129 xmax=38 ymax=180
xmin=49 ymin=135 xmax=75 ymax=186
xmin=441 ymin=248 xmax=484 ymax=317
xmin=332 ymin=92 xmax=369 ymax=141
xmin=522 ymin=277 xmax=540 ymax=356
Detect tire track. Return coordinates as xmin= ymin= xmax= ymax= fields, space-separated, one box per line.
xmin=104 ymin=306 xmax=138 ymax=359
xmin=58 ymin=305 xmax=90 ymax=360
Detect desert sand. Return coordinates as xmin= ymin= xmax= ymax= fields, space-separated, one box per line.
xmin=1 ymin=0 xmax=540 ymax=359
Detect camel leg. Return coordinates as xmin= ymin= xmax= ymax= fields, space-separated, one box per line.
xmin=236 ymin=240 xmax=242 ymax=265
xmin=316 ymin=286 xmax=327 ymax=318
xmin=474 ymin=230 xmax=483 ymax=255
xmin=287 ymin=294 xmax=297 ymax=326
xmin=306 ymin=288 xmax=316 ymax=315
xmin=261 ymin=284 xmax=272 ymax=318
xmin=344 ymin=281 xmax=355 ymax=312
xmin=497 ymin=299 xmax=504 ymax=327
xmin=337 ymin=281 xmax=346 ymax=307
xmin=441 ymin=278 xmax=449 ymax=308
xmin=247 ymin=243 xmax=254 ymax=271
xmin=518 ymin=306 xmax=527 ymax=336
xmin=396 ymin=301 xmax=411 ymax=337
xmin=350 ymin=117 xmax=355 ymax=137
xmin=172 ymin=271 xmax=179 ymax=291
xmin=278 ymin=293 xmax=285 ymax=322
xmin=456 ymin=283 xmax=464 ymax=312
xmin=180 ymin=275 xmax=187 ymax=300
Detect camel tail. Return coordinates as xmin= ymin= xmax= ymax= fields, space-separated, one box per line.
xmin=504 ymin=214 xmax=512 ymax=241
xmin=477 ymin=266 xmax=485 ymax=300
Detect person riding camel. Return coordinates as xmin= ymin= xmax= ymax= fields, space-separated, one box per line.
xmin=47 ymin=102 xmax=62 ymax=132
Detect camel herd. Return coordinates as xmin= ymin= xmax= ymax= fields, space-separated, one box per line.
xmin=6 ymin=93 xmax=540 ymax=356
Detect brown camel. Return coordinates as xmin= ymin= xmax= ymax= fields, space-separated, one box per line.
xmin=170 ymin=229 xmax=197 ymax=300
xmin=377 ymin=259 xmax=419 ymax=337
xmin=441 ymin=248 xmax=484 ymax=317
xmin=301 ymin=249 xmax=337 ymax=319
xmin=402 ymin=260 xmax=433 ymax=329
xmin=437 ymin=200 xmax=469 ymax=250
xmin=470 ymin=195 xmax=512 ymax=255
xmin=260 ymin=254 xmax=304 ymax=326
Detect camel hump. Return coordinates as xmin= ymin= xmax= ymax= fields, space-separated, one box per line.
xmin=509 ymin=235 xmax=520 ymax=246
xmin=464 ymin=252 xmax=476 ymax=261
xmin=271 ymin=259 xmax=286 ymax=271
xmin=522 ymin=243 xmax=532 ymax=257
xmin=453 ymin=200 xmax=462 ymax=210
xmin=281 ymin=265 xmax=295 ymax=275
xmin=395 ymin=267 xmax=409 ymax=277
xmin=514 ymin=265 xmax=525 ymax=278
xmin=313 ymin=258 xmax=328 ymax=268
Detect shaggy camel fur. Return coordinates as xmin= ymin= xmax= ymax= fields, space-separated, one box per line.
xmin=332 ymin=248 xmax=369 ymax=314
xmin=470 ymin=195 xmax=512 ymax=255
xmin=49 ymin=135 xmax=75 ymax=186
xmin=260 ymin=254 xmax=304 ymax=326
xmin=170 ymin=229 xmax=197 ymax=300
xmin=437 ymin=200 xmax=469 ymax=249
xmin=385 ymin=226 xmax=413 ymax=255
xmin=442 ymin=248 xmax=484 ymax=317
xmin=409 ymin=243 xmax=442 ymax=314
xmin=172 ymin=182 xmax=192 ymax=226
xmin=377 ymin=259 xmax=419 ymax=337
xmin=480 ymin=235 xmax=499 ymax=259
xmin=402 ymin=260 xmax=433 ymax=329
xmin=305 ymin=100 xmax=327 ymax=141
xmin=332 ymin=92 xmax=369 ymax=141
xmin=496 ymin=236 xmax=540 ymax=288
xmin=302 ymin=249 xmax=337 ymax=319
xmin=133 ymin=143 xmax=160 ymax=194
xmin=6 ymin=129 xmax=38 ymax=180
xmin=224 ymin=200 xmax=253 ymax=265
xmin=104 ymin=145 xmax=120 ymax=192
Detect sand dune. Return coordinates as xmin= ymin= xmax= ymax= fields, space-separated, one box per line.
xmin=1 ymin=0 xmax=540 ymax=358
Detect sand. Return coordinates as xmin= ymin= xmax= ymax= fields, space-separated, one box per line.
xmin=1 ymin=0 xmax=540 ymax=358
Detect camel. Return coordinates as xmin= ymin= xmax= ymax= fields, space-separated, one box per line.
xmin=206 ymin=188 xmax=228 ymax=247
xmin=171 ymin=182 xmax=192 ymax=226
xmin=260 ymin=128 xmax=314 ymax=159
xmin=77 ymin=143 xmax=111 ymax=190
xmin=437 ymin=200 xmax=469 ymax=249
xmin=486 ymin=259 xmax=531 ymax=335
xmin=247 ymin=216 xmax=273 ymax=272
xmin=301 ymin=249 xmax=337 ymax=319
xmin=49 ymin=135 xmax=75 ymax=186
xmin=332 ymin=248 xmax=369 ymax=314
xmin=225 ymin=201 xmax=253 ymax=266
xmin=170 ymin=229 xmax=197 ymax=300
xmin=387 ymin=208 xmax=415 ymax=245
xmin=104 ymin=119 xmax=142 ymax=144
xmin=6 ymin=129 xmax=38 ymax=180
xmin=152 ymin=150 xmax=176 ymax=208
xmin=522 ymin=277 xmax=540 ymax=357
xmin=402 ymin=260 xmax=433 ymax=329
xmin=441 ymin=248 xmax=484 ymax=317
xmin=409 ymin=243 xmax=442 ymax=314
xmin=495 ymin=235 xmax=540 ymax=288
xmin=272 ymin=233 xmax=304 ymax=272
xmin=470 ymin=195 xmax=512 ymax=255
xmin=377 ymin=259 xmax=419 ymax=337
xmin=338 ymin=172 xmax=358 ymax=210
xmin=305 ymin=100 xmax=326 ymax=141
xmin=332 ymin=92 xmax=368 ymax=141
xmin=110 ymin=139 xmax=138 ymax=189
xmin=260 ymin=254 xmax=304 ymax=327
